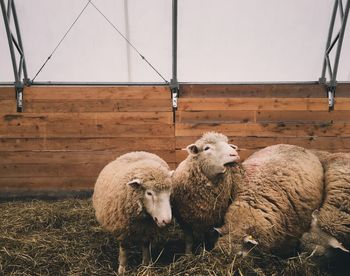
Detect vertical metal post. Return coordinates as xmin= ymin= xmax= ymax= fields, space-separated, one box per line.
xmin=170 ymin=0 xmax=179 ymax=113
xmin=1 ymin=0 xmax=29 ymax=112
xmin=331 ymin=0 xmax=350 ymax=85
xmin=319 ymin=0 xmax=350 ymax=111
xmin=320 ymin=0 xmax=338 ymax=84
xmin=1 ymin=0 xmax=19 ymax=83
xmin=11 ymin=0 xmax=29 ymax=84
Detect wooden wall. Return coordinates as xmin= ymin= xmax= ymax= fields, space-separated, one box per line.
xmin=0 ymin=86 xmax=174 ymax=193
xmin=176 ymin=84 xmax=350 ymax=163
xmin=1 ymin=83 xmax=350 ymax=195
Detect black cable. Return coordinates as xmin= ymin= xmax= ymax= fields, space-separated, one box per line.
xmin=32 ymin=0 xmax=91 ymax=82
xmin=89 ymin=1 xmax=169 ymax=83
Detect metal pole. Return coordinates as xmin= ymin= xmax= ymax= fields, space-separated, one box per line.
xmin=331 ymin=0 xmax=350 ymax=86
xmin=11 ymin=0 xmax=29 ymax=84
xmin=320 ymin=0 xmax=338 ymax=83
xmin=1 ymin=0 xmax=19 ymax=84
xmin=170 ymin=0 xmax=179 ymax=113
xmin=172 ymin=0 xmax=178 ymax=85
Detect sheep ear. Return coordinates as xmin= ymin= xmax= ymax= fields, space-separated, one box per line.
xmin=244 ymin=235 xmax=259 ymax=245
xmin=213 ymin=227 xmax=224 ymax=236
xmin=127 ymin=178 xmax=143 ymax=189
xmin=328 ymin=237 xmax=350 ymax=253
xmin=186 ymin=144 xmax=199 ymax=155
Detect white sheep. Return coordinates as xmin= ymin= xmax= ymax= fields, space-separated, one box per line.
xmin=171 ymin=132 xmax=241 ymax=254
xmin=92 ymin=151 xmax=173 ymax=274
xmin=214 ymin=144 xmax=324 ymax=257
xmin=300 ymin=152 xmax=350 ymax=259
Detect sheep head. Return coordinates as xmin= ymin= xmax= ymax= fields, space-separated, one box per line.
xmin=300 ymin=210 xmax=349 ymax=258
xmin=186 ymin=132 xmax=240 ymax=180
xmin=127 ymin=173 xmax=172 ymax=228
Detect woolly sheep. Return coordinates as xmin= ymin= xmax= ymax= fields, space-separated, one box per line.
xmin=300 ymin=152 xmax=350 ymax=259
xmin=92 ymin=151 xmax=173 ymax=274
xmin=214 ymin=144 xmax=324 ymax=257
xmin=171 ymin=132 xmax=241 ymax=254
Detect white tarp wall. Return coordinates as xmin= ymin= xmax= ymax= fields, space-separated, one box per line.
xmin=1 ymin=0 xmax=349 ymax=82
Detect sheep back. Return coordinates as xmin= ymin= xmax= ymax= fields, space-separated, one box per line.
xmin=172 ymin=158 xmax=244 ymax=236
xmin=217 ymin=144 xmax=324 ymax=255
xmin=92 ymin=151 xmax=171 ymax=244
xmin=317 ymin=153 xmax=350 ymax=248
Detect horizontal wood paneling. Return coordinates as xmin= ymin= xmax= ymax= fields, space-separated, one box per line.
xmin=0 ymin=86 xmax=174 ymax=192
xmin=180 ymin=83 xmax=350 ymax=98
xmin=1 ymin=84 xmax=350 ymax=194
xmin=176 ymin=83 xmax=350 ymax=165
xmin=179 ymin=98 xmax=350 ymax=111
xmin=24 ymin=86 xmax=170 ymax=100
xmin=0 ymin=137 xmax=175 ymax=151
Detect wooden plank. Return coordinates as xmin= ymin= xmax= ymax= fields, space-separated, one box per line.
xmin=176 ymin=136 xmax=350 ymax=150
xmin=24 ymin=86 xmax=170 ymax=100
xmin=24 ymin=99 xmax=172 ymax=113
xmin=0 ymin=137 xmax=175 ymax=151
xmin=176 ymin=110 xmax=255 ymax=123
xmin=1 ymin=112 xmax=173 ymax=126
xmin=0 ymin=100 xmax=16 ymax=113
xmin=178 ymin=98 xmax=350 ymax=111
xmin=0 ymin=163 xmax=104 ymax=177
xmin=180 ymin=84 xmax=350 ymax=98
xmin=0 ymin=123 xmax=174 ymax=138
xmin=0 ymin=150 xmax=176 ymax=164
xmin=256 ymin=110 xmax=350 ymax=123
xmin=0 ymin=177 xmax=96 ymax=190
xmin=0 ymin=87 xmax=15 ymax=100
xmin=176 ymin=122 xmax=350 ymax=137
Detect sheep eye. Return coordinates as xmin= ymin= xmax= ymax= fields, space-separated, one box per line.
xmin=146 ymin=191 xmax=152 ymax=196
xmin=204 ymin=146 xmax=210 ymax=151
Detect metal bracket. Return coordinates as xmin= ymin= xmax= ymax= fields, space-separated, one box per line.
xmin=170 ymin=0 xmax=179 ymax=113
xmin=319 ymin=0 xmax=350 ymax=111
xmin=170 ymin=78 xmax=179 ymax=110
xmin=1 ymin=0 xmax=30 ymax=112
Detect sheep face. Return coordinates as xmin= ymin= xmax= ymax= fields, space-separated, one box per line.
xmin=300 ymin=210 xmax=349 ymax=257
xmin=186 ymin=136 xmax=240 ymax=180
xmin=128 ymin=179 xmax=172 ymax=228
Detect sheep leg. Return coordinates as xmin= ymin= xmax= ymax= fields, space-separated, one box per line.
xmin=142 ymin=241 xmax=151 ymax=265
xmin=184 ymin=226 xmax=194 ymax=255
xmin=118 ymin=244 xmax=128 ymax=275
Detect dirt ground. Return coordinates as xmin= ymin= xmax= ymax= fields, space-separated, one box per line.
xmin=0 ymin=198 xmax=348 ymax=275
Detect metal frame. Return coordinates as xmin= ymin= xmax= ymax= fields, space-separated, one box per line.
xmin=170 ymin=0 xmax=179 ymax=112
xmin=1 ymin=0 xmax=29 ymax=112
xmin=319 ymin=0 xmax=350 ymax=111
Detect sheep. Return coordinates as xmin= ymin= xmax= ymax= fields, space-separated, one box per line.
xmin=92 ymin=151 xmax=173 ymax=274
xmin=171 ymin=132 xmax=242 ymax=254
xmin=300 ymin=152 xmax=350 ymax=259
xmin=214 ymin=144 xmax=324 ymax=257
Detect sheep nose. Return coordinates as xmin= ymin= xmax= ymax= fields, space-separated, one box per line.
xmin=162 ymin=218 xmax=172 ymax=225
xmin=154 ymin=217 xmax=158 ymax=223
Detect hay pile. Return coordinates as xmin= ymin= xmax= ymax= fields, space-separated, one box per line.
xmin=0 ymin=198 xmax=345 ymax=275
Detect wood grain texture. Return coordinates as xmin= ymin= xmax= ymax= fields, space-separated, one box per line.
xmin=180 ymin=83 xmax=350 ymax=98
xmin=24 ymin=86 xmax=170 ymax=100
xmin=0 ymin=137 xmax=175 ymax=151
xmin=176 ymin=122 xmax=350 ymax=137
xmin=1 ymin=84 xmax=350 ymax=193
xmin=179 ymin=98 xmax=350 ymax=111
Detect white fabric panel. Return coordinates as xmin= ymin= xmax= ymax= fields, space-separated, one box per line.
xmin=0 ymin=0 xmax=349 ymax=82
